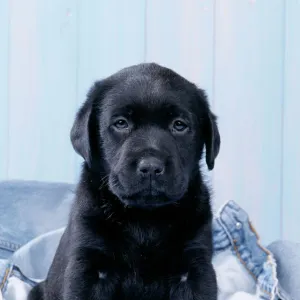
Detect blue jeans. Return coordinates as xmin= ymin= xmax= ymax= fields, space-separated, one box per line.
xmin=0 ymin=181 xmax=298 ymax=300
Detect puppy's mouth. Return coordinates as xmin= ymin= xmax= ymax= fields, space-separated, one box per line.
xmin=108 ymin=174 xmax=185 ymax=209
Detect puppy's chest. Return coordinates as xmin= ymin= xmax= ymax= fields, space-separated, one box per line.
xmin=119 ymin=224 xmax=183 ymax=275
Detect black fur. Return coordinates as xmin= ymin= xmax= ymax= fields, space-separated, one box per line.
xmin=28 ymin=63 xmax=220 ymax=300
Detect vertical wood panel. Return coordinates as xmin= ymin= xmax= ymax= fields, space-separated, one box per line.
xmin=77 ymin=0 xmax=146 ymax=102
xmin=75 ymin=0 xmax=146 ymax=178
xmin=8 ymin=0 xmax=40 ymax=179
xmin=0 ymin=0 xmax=9 ymax=180
xmin=282 ymin=0 xmax=300 ymax=242
xmin=35 ymin=0 xmax=79 ymax=183
xmin=7 ymin=0 xmax=78 ymax=183
xmin=213 ymin=0 xmax=285 ymax=244
xmin=146 ymin=0 xmax=215 ymax=98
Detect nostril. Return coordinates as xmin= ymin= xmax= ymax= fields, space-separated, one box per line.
xmin=154 ymin=166 xmax=164 ymax=175
xmin=140 ymin=167 xmax=149 ymax=174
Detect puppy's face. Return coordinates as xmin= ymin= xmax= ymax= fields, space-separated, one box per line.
xmin=71 ymin=64 xmax=220 ymax=208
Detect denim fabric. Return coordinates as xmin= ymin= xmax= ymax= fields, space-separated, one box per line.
xmin=0 ymin=180 xmax=75 ymax=299
xmin=0 ymin=181 xmax=295 ymax=300
xmin=0 ymin=180 xmax=74 ymax=258
xmin=212 ymin=201 xmax=283 ymax=300
xmin=267 ymin=241 xmax=300 ymax=300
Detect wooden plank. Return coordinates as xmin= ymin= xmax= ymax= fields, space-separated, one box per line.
xmin=146 ymin=0 xmax=215 ymax=98
xmin=35 ymin=0 xmax=79 ymax=183
xmin=0 ymin=0 xmax=9 ymax=180
xmin=282 ymin=0 xmax=300 ymax=243
xmin=8 ymin=0 xmax=79 ymax=183
xmin=8 ymin=0 xmax=40 ymax=180
xmin=213 ymin=0 xmax=285 ymax=244
xmin=75 ymin=0 xmax=146 ymax=178
xmin=77 ymin=0 xmax=146 ymax=102
xmin=146 ymin=0 xmax=216 ymax=195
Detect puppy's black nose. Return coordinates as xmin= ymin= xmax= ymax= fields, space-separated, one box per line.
xmin=137 ymin=157 xmax=165 ymax=177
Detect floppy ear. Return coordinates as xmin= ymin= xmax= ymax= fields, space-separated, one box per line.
xmin=204 ymin=111 xmax=220 ymax=171
xmin=70 ymin=97 xmax=93 ymax=166
xmin=70 ymin=82 xmax=103 ymax=167
xmin=197 ymin=88 xmax=221 ymax=170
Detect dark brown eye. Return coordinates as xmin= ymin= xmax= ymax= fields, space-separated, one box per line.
xmin=114 ymin=119 xmax=129 ymax=130
xmin=173 ymin=120 xmax=188 ymax=132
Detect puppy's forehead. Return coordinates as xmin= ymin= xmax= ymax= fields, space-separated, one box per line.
xmin=102 ymin=76 xmax=194 ymax=117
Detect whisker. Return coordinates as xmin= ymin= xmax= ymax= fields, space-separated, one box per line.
xmin=98 ymin=175 xmax=109 ymax=190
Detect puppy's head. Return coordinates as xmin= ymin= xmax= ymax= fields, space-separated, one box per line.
xmin=71 ymin=63 xmax=220 ymax=208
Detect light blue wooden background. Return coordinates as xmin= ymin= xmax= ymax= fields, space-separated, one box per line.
xmin=0 ymin=0 xmax=299 ymax=244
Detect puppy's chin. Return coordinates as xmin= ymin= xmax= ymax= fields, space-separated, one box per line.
xmin=118 ymin=194 xmax=181 ymax=209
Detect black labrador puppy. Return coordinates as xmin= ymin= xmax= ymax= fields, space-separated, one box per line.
xmin=28 ymin=63 xmax=220 ymax=300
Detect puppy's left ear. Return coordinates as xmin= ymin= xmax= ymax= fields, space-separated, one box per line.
xmin=197 ymin=89 xmax=221 ymax=170
xmin=204 ymin=111 xmax=220 ymax=170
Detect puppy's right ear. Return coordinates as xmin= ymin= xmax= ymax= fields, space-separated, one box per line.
xmin=70 ymin=97 xmax=93 ymax=167
xmin=70 ymin=82 xmax=102 ymax=167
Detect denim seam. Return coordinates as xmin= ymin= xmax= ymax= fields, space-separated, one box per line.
xmin=0 ymin=239 xmax=21 ymax=252
xmin=248 ymin=221 xmax=279 ymax=300
xmin=233 ymin=238 xmax=274 ymax=299
xmin=231 ymin=239 xmax=258 ymax=281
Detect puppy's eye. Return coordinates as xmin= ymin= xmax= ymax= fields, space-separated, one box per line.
xmin=173 ymin=120 xmax=188 ymax=132
xmin=114 ymin=119 xmax=129 ymax=130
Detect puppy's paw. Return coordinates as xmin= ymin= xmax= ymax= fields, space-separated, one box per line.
xmin=170 ymin=272 xmax=217 ymax=300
